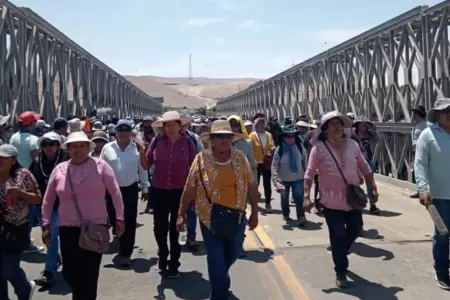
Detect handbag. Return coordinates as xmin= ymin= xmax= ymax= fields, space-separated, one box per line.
xmin=197 ymin=154 xmax=242 ymax=240
xmin=323 ymin=142 xmax=368 ymax=210
xmin=0 ymin=217 xmax=29 ymax=253
xmin=68 ymin=165 xmax=110 ymax=253
xmin=256 ymin=133 xmax=272 ymax=171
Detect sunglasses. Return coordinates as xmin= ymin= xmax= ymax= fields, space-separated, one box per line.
xmin=116 ymin=127 xmax=132 ymax=133
xmin=284 ymin=135 xmax=295 ymax=138
xmin=211 ymin=134 xmax=234 ymax=140
xmin=41 ymin=141 xmax=58 ymax=147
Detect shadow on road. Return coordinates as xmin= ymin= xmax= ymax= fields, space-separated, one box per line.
xmin=322 ymin=270 xmax=404 ymax=300
xmin=240 ymin=248 xmax=274 ymax=263
xmin=21 ymin=252 xmax=47 ymax=264
xmin=282 ymin=219 xmax=323 ymax=231
xmin=154 ymin=270 xmax=210 ymax=300
xmin=326 ymin=242 xmax=395 ymax=261
xmin=103 ymin=255 xmax=158 ymax=273
xmin=363 ymin=209 xmax=402 ymax=218
xmin=360 ymin=228 xmax=385 ymax=240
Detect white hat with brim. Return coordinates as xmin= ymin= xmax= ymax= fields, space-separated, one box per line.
xmin=152 ymin=111 xmax=191 ymax=128
xmin=200 ymin=120 xmax=243 ymax=142
xmin=319 ymin=111 xmax=353 ymax=130
xmin=296 ymin=120 xmax=317 ymax=129
xmin=38 ymin=132 xmax=62 ymax=148
xmin=0 ymin=115 xmax=10 ymax=126
xmin=61 ymin=132 xmax=95 ymax=150
xmin=427 ymin=97 xmax=450 ymax=123
xmin=0 ymin=144 xmax=18 ymax=157
xmin=67 ymin=118 xmax=86 ymax=133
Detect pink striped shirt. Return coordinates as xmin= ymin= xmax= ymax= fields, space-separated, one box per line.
xmin=42 ymin=157 xmax=124 ymax=227
xmin=305 ymin=138 xmax=372 ymax=211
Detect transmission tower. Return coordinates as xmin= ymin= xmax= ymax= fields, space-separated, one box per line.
xmin=188 ymin=54 xmax=193 ymax=81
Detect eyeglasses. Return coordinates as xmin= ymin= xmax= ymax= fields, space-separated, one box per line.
xmin=211 ymin=134 xmax=233 ymax=140
xmin=41 ymin=141 xmax=58 ymax=147
xmin=116 ymin=127 xmax=132 ymax=133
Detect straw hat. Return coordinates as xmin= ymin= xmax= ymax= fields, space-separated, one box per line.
xmin=319 ymin=111 xmax=353 ymax=130
xmin=296 ymin=120 xmax=317 ymax=129
xmin=200 ymin=120 xmax=243 ymax=142
xmin=91 ymin=130 xmax=109 ymax=143
xmin=152 ymin=111 xmax=190 ymax=127
xmin=61 ymin=132 xmax=95 ymax=150
xmin=67 ymin=118 xmax=86 ymax=133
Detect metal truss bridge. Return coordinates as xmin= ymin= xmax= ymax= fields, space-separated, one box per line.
xmin=216 ymin=1 xmax=450 ymax=181
xmin=0 ymin=0 xmax=163 ymax=121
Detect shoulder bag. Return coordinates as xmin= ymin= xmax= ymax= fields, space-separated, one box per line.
xmin=197 ymin=154 xmax=242 ymax=240
xmin=322 ymin=142 xmax=368 ymax=210
xmin=68 ymin=163 xmax=110 ymax=253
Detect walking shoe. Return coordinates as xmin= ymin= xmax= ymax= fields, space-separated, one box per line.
xmin=28 ymin=280 xmax=37 ymax=299
xmin=435 ymin=274 xmax=450 ymax=290
xmin=369 ymin=205 xmax=380 ymax=215
xmin=297 ymin=216 xmax=307 ymax=227
xmin=283 ymin=215 xmax=292 ymax=222
xmin=35 ymin=271 xmax=56 ymax=286
xmin=157 ymin=259 xmax=167 ymax=272
xmin=265 ymin=203 xmax=272 ymax=213
xmin=120 ymin=257 xmax=131 ymax=267
xmin=186 ymin=240 xmax=199 ymax=252
xmin=335 ymin=274 xmax=350 ymax=288
xmin=166 ymin=269 xmax=180 ymax=279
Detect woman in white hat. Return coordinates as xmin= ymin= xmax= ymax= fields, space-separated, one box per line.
xmin=303 ymin=111 xmax=379 ymax=288
xmin=41 ymin=132 xmax=125 ymax=299
xmin=177 ymin=120 xmax=260 ymax=299
xmin=29 ymin=132 xmax=66 ymax=287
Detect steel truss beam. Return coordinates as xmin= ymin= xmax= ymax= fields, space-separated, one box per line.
xmin=0 ymin=0 xmax=163 ymax=122
xmin=217 ymin=1 xmax=450 ymax=180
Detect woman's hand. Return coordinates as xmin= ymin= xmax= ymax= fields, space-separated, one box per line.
xmin=176 ymin=215 xmax=186 ymax=233
xmin=248 ymin=211 xmax=258 ymax=230
xmin=6 ymin=187 xmax=23 ymax=199
xmin=42 ymin=227 xmax=51 ymax=247
xmin=115 ymin=219 xmax=125 ymax=236
xmin=303 ymin=196 xmax=313 ymax=213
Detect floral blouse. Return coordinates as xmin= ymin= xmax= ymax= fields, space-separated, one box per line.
xmin=0 ymin=168 xmax=40 ymax=225
xmin=184 ymin=148 xmax=255 ymax=229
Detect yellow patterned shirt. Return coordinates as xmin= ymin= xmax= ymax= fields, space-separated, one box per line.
xmin=185 ymin=148 xmax=255 ymax=229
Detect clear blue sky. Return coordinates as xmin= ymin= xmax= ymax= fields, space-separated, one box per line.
xmin=11 ymin=0 xmax=441 ymax=78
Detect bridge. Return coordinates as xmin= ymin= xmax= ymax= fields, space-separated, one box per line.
xmin=216 ymin=1 xmax=450 ymax=181
xmin=0 ymin=0 xmax=163 ymax=121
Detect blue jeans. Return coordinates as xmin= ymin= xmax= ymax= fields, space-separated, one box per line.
xmin=186 ymin=203 xmax=197 ymax=241
xmin=432 ymin=199 xmax=450 ymax=275
xmin=365 ymin=159 xmax=375 ymax=203
xmin=27 ymin=204 xmax=35 ymax=243
xmin=323 ymin=207 xmax=363 ymax=276
xmin=280 ymin=180 xmax=304 ymax=218
xmin=201 ymin=218 xmax=246 ymax=300
xmin=45 ymin=211 xmax=60 ymax=275
xmin=0 ymin=251 xmax=32 ymax=300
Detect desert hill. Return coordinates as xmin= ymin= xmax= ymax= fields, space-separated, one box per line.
xmin=124 ymin=75 xmax=260 ymax=108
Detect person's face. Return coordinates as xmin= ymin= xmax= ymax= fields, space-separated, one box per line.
xmin=325 ymin=118 xmax=343 ymax=138
xmin=93 ymin=139 xmax=107 ymax=152
xmin=229 ymin=119 xmax=241 ymax=134
xmin=116 ymin=125 xmax=132 ymax=142
xmin=283 ymin=134 xmax=295 ymax=144
xmin=211 ymin=134 xmax=233 ymax=152
xmin=163 ymin=121 xmax=181 ymax=137
xmin=0 ymin=155 xmax=16 ymax=172
xmin=255 ymin=121 xmax=266 ymax=133
xmin=41 ymin=139 xmax=59 ymax=157
xmin=66 ymin=142 xmax=90 ymax=160
xmin=436 ymin=107 xmax=450 ymax=127
xmin=141 ymin=121 xmax=153 ymax=134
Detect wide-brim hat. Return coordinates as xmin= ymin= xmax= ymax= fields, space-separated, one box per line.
xmin=38 ymin=132 xmax=62 ymax=147
xmin=352 ymin=116 xmax=375 ymax=129
xmin=319 ymin=111 xmax=353 ymax=130
xmin=67 ymin=118 xmax=86 ymax=133
xmin=296 ymin=120 xmax=317 ymax=129
xmin=61 ymin=132 xmax=96 ymax=150
xmin=152 ymin=111 xmax=190 ymax=127
xmin=411 ymin=105 xmax=426 ymax=117
xmin=427 ymin=98 xmax=450 ymax=123
xmin=91 ymin=131 xmax=110 ymax=143
xmin=0 ymin=115 xmax=10 ymax=126
xmin=200 ymin=120 xmax=243 ymax=142
xmin=280 ymin=125 xmax=297 ymax=135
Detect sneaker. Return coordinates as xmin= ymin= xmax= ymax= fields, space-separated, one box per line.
xmin=28 ymin=280 xmax=37 ymax=299
xmin=335 ymin=274 xmax=350 ymax=288
xmin=297 ymin=216 xmax=307 ymax=227
xmin=166 ymin=269 xmax=180 ymax=279
xmin=35 ymin=271 xmax=55 ymax=286
xmin=23 ymin=242 xmax=45 ymax=254
xmin=435 ymin=274 xmax=450 ymax=290
xmin=369 ymin=205 xmax=381 ymax=215
xmin=157 ymin=259 xmax=167 ymax=272
xmin=120 ymin=257 xmax=131 ymax=267
xmin=282 ymin=216 xmax=292 ymax=221
xmin=186 ymin=240 xmax=199 ymax=252
xmin=265 ymin=204 xmax=272 ymax=214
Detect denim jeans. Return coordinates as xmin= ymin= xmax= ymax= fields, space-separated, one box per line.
xmin=323 ymin=207 xmax=363 ymax=276
xmin=27 ymin=204 xmax=35 ymax=243
xmin=365 ymin=159 xmax=375 ymax=203
xmin=186 ymin=203 xmax=197 ymax=241
xmin=201 ymin=218 xmax=246 ymax=300
xmin=45 ymin=210 xmax=60 ymax=275
xmin=0 ymin=251 xmax=32 ymax=300
xmin=280 ymin=180 xmax=304 ymax=218
xmin=432 ymin=199 xmax=450 ymax=275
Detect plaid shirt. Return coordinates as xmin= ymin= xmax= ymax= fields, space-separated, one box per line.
xmin=146 ymin=135 xmax=196 ymax=190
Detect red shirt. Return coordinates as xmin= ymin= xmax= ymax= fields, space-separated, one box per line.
xmin=146 ymin=135 xmax=196 ymax=190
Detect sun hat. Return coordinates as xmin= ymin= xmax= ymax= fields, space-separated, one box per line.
xmin=67 ymin=118 xmax=86 ymax=133
xmin=346 ymin=112 xmax=356 ymax=121
xmin=152 ymin=111 xmax=191 ymax=127
xmin=352 ymin=116 xmax=375 ymax=129
xmin=91 ymin=130 xmax=109 ymax=143
xmin=0 ymin=144 xmax=18 ymax=158
xmin=280 ymin=125 xmax=297 ymax=135
xmin=319 ymin=111 xmax=353 ymax=130
xmin=200 ymin=120 xmax=243 ymax=142
xmin=244 ymin=120 xmax=253 ymax=126
xmin=296 ymin=120 xmax=317 ymax=129
xmin=92 ymin=120 xmax=105 ymax=131
xmin=38 ymin=132 xmax=62 ymax=148
xmin=0 ymin=115 xmax=10 ymax=126
xmin=427 ymin=98 xmax=450 ymax=123
xmin=36 ymin=119 xmax=47 ymax=128
xmin=411 ymin=105 xmax=426 ymax=118
xmin=61 ymin=132 xmax=96 ymax=150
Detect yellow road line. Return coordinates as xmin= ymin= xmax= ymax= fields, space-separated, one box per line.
xmin=243 ymin=227 xmax=260 ymax=249
xmin=247 ymin=208 xmax=312 ymax=299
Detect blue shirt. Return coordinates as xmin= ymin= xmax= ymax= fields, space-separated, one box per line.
xmin=9 ymin=131 xmax=39 ymax=169
xmin=414 ymin=123 xmax=450 ymax=199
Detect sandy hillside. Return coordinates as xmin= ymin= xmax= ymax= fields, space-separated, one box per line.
xmin=124 ymin=75 xmax=260 ymax=108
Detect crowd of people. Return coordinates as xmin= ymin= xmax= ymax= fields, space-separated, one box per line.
xmin=0 ymin=98 xmax=449 ymax=300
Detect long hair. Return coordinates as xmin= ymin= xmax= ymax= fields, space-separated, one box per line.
xmin=9 ymin=160 xmax=23 ymax=183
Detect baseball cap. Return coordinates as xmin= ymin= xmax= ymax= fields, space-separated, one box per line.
xmin=0 ymin=144 xmax=18 ymax=158
xmin=116 ymin=119 xmax=133 ymax=129
xmin=19 ymin=111 xmax=40 ymax=125
xmin=53 ymin=117 xmax=68 ymax=130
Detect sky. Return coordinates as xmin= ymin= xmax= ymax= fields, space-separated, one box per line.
xmin=10 ymin=0 xmax=443 ymax=78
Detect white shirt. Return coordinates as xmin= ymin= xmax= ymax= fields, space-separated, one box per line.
xmin=100 ymin=140 xmax=149 ymax=193
xmin=259 ymin=132 xmax=267 ymax=147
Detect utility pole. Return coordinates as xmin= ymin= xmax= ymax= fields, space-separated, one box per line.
xmin=188 ymin=54 xmax=193 ymax=82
